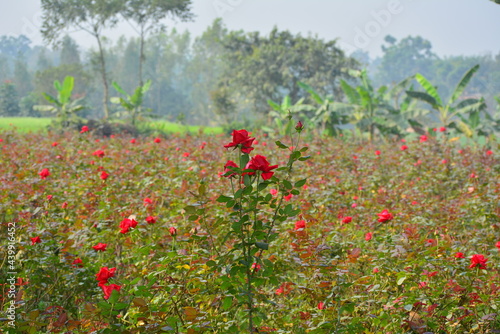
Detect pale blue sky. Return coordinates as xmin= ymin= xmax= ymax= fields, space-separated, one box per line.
xmin=1 ymin=0 xmax=499 ymax=58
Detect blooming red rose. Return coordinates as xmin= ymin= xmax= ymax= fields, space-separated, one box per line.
xmin=223 ymin=160 xmax=239 ymax=178
xmin=341 ymin=216 xmax=352 ymax=224
xmin=224 ymin=129 xmax=255 ymax=154
xmin=439 ymin=127 xmax=446 ymax=132
xmin=93 ymin=243 xmax=107 ymax=251
xmin=146 ymin=216 xmax=156 ymax=224
xmin=96 ymin=267 xmax=116 ymax=284
xmin=72 ymin=258 xmax=83 ymax=267
xmin=143 ymin=197 xmax=153 ymax=206
xmin=46 ymin=195 xmax=53 ymax=201
xmin=130 ymin=138 xmax=136 ymax=144
xmin=31 ymin=236 xmax=41 ymax=245
xmin=377 ymin=209 xmax=393 ymax=223
xmin=100 ymin=283 xmax=121 ymax=300
xmin=365 ymin=232 xmax=373 ymax=241
xmin=154 ymin=137 xmax=161 ymax=143
xmin=80 ymin=125 xmax=89 ymax=133
xmin=294 ymin=220 xmax=306 ymax=230
xmin=169 ymin=226 xmax=177 ymax=236
xmin=284 ymin=193 xmax=293 ymax=201
xmin=39 ymin=168 xmax=50 ymax=179
xmin=486 ymin=150 xmax=493 ymax=156
xmin=375 ymin=150 xmax=381 ymax=155
xmin=420 ymin=135 xmax=427 ymax=143
xmin=52 ymin=142 xmax=58 ymax=147
xmin=400 ymin=145 xmax=408 ymax=151
xmin=100 ymin=171 xmax=109 ymax=180
xmin=93 ymin=150 xmax=105 ymax=158
xmin=454 ymin=252 xmax=465 ymax=259
xmin=61 ymin=202 xmax=68 ymax=209
xmin=119 ymin=218 xmax=138 ymax=234
xmin=270 ymin=188 xmax=278 ymax=196
xmin=496 ymin=241 xmax=500 ymax=250
xmin=245 ymin=155 xmax=278 ymax=180
xmin=469 ymin=254 xmax=487 ymax=269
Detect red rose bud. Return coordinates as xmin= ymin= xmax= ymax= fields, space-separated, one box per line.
xmin=169 ymin=226 xmax=177 ymax=236
xmin=295 ymin=121 xmax=304 ymax=132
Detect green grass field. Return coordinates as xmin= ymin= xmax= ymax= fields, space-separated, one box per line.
xmin=0 ymin=117 xmax=223 ymax=135
xmin=0 ymin=117 xmax=53 ymax=133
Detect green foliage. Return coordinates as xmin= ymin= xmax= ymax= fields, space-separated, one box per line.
xmin=219 ymin=27 xmax=359 ymax=114
xmin=0 ymin=81 xmax=21 ymax=116
xmin=407 ymin=65 xmax=488 ymax=135
xmin=34 ymin=76 xmax=86 ymax=129
xmin=111 ymin=80 xmax=152 ymax=125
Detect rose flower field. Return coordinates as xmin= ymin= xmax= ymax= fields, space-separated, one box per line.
xmin=1 ymin=125 xmax=500 ymax=334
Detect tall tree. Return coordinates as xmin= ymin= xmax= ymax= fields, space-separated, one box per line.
xmin=60 ymin=35 xmax=81 ymax=65
xmin=122 ymin=0 xmax=193 ymax=87
xmin=219 ymin=27 xmax=358 ymax=114
xmin=41 ymin=0 xmax=123 ymax=119
xmin=13 ymin=58 xmax=33 ymax=98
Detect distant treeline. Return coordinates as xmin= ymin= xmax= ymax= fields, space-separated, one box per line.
xmin=0 ymin=20 xmax=499 ymax=126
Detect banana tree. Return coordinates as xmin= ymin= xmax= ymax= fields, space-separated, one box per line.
xmin=336 ymin=70 xmax=400 ymax=142
xmin=111 ymin=80 xmax=152 ymax=126
xmin=297 ymin=81 xmax=347 ymax=136
xmin=265 ymin=95 xmax=314 ymax=136
xmin=34 ymin=76 xmax=86 ymax=128
xmin=406 ymin=64 xmax=484 ymax=127
xmin=384 ymin=75 xmax=431 ymax=136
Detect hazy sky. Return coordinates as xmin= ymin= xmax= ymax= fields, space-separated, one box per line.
xmin=1 ymin=0 xmax=499 ymax=59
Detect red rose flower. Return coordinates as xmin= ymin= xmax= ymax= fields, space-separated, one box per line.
xmin=439 ymin=127 xmax=446 ymax=132
xmin=39 ymin=168 xmax=50 ymax=179
xmin=375 ymin=150 xmax=381 ymax=155
xmin=469 ymin=254 xmax=487 ymax=269
xmin=31 ymin=236 xmax=41 ymax=245
xmin=294 ymin=220 xmax=306 ymax=230
xmin=80 ymin=125 xmax=89 ymax=133
xmin=223 ymin=160 xmax=239 ymax=178
xmin=365 ymin=232 xmax=372 ymax=241
xmin=100 ymin=283 xmax=121 ymax=300
xmin=143 ymin=197 xmax=153 ymax=206
xmin=130 ymin=138 xmax=136 ymax=144
xmin=245 ymin=155 xmax=278 ymax=180
xmin=52 ymin=142 xmax=58 ymax=147
xmin=146 ymin=216 xmax=156 ymax=224
xmin=454 ymin=252 xmax=465 ymax=259
xmin=420 ymin=135 xmax=427 ymax=143
xmin=119 ymin=218 xmax=138 ymax=234
xmin=93 ymin=243 xmax=107 ymax=251
xmin=72 ymin=258 xmax=83 ymax=267
xmin=486 ymin=150 xmax=493 ymax=156
xmin=400 ymin=145 xmax=408 ymax=151
xmin=169 ymin=226 xmax=177 ymax=236
xmin=93 ymin=150 xmax=105 ymax=158
xmin=96 ymin=267 xmax=116 ymax=284
xmin=61 ymin=202 xmax=68 ymax=209
xmin=377 ymin=209 xmax=393 ymax=223
xmin=100 ymin=171 xmax=109 ymax=180
xmin=317 ymin=302 xmax=325 ymax=310
xmin=251 ymin=262 xmax=261 ymax=272
xmin=496 ymin=241 xmax=500 ymax=250
xmin=224 ymin=129 xmax=255 ymax=154
xmin=154 ymin=137 xmax=161 ymax=143
xmin=341 ymin=216 xmax=352 ymax=224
